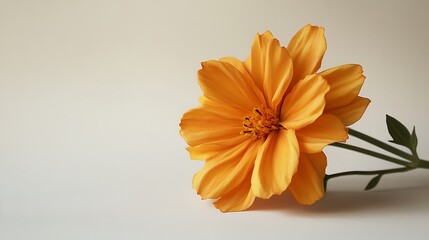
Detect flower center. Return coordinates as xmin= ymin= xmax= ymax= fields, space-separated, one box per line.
xmin=240 ymin=107 xmax=281 ymax=139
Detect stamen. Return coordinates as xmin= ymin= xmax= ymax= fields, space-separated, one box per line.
xmin=241 ymin=107 xmax=281 ymax=139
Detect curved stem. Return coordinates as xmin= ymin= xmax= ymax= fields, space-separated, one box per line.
xmin=325 ymin=167 xmax=410 ymax=181
xmin=348 ymin=128 xmax=413 ymax=161
xmin=331 ymin=142 xmax=411 ymax=167
xmin=418 ymin=159 xmax=429 ymax=169
xmin=410 ymin=146 xmax=420 ymax=167
xmin=324 ymin=167 xmax=411 ymax=191
xmin=325 ymin=128 xmax=429 ymax=191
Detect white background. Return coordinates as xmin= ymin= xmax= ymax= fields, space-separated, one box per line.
xmin=1 ymin=0 xmax=429 ymax=239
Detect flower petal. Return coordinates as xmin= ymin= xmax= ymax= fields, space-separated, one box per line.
xmin=187 ymin=145 xmax=230 ymax=161
xmin=280 ymin=74 xmax=329 ymax=130
xmin=219 ymin=57 xmax=267 ymax=107
xmin=193 ymin=139 xmax=262 ymax=199
xmin=213 ymin=172 xmax=255 ymax=212
xmin=251 ymin=129 xmax=299 ymax=199
xmin=248 ymin=31 xmax=274 ymax=93
xmin=248 ymin=31 xmax=294 ymax=111
xmin=288 ymin=152 xmax=327 ymax=205
xmin=198 ymin=60 xmax=263 ymax=111
xmin=296 ymin=114 xmax=348 ymax=154
xmin=320 ymin=64 xmax=366 ymax=110
xmin=287 ymin=24 xmax=326 ymax=88
xmin=326 ymin=97 xmax=371 ymax=126
xmin=180 ymin=103 xmax=247 ymax=150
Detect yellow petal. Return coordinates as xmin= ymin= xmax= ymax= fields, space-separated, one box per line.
xmin=193 ymin=139 xmax=262 ymax=199
xmin=187 ymin=145 xmax=233 ymax=161
xmin=198 ymin=60 xmax=263 ymax=111
xmin=296 ymin=114 xmax=348 ymax=154
xmin=287 ymin=24 xmax=326 ymax=88
xmin=248 ymin=31 xmax=274 ymax=93
xmin=219 ymin=57 xmax=267 ymax=107
xmin=248 ymin=31 xmax=294 ymax=111
xmin=180 ymin=104 xmax=247 ymax=149
xmin=320 ymin=64 xmax=366 ymax=110
xmin=244 ymin=56 xmax=251 ymax=73
xmin=326 ymin=97 xmax=371 ymax=126
xmin=198 ymin=96 xmax=249 ymax=118
xmin=251 ymin=129 xmax=299 ymax=199
xmin=193 ymin=140 xmax=251 ymax=194
xmin=288 ymin=152 xmax=327 ymax=205
xmin=280 ymin=74 xmax=329 ymax=130
xmin=214 ymin=172 xmax=255 ymax=212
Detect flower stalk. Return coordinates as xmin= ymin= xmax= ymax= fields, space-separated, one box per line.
xmin=347 ymin=128 xmax=413 ymax=160
xmin=324 ymin=116 xmax=429 ymax=191
xmin=330 ymin=142 xmax=411 ymax=167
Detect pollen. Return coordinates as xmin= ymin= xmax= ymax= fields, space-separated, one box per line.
xmin=240 ymin=107 xmax=281 ymax=139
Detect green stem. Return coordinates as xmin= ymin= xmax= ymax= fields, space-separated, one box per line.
xmin=410 ymin=147 xmax=420 ymax=167
xmin=325 ymin=167 xmax=410 ymax=181
xmin=331 ymin=142 xmax=411 ymax=167
xmin=324 ymin=167 xmax=411 ymax=190
xmin=348 ymin=128 xmax=413 ymax=161
xmin=418 ymin=159 xmax=429 ymax=169
xmin=326 ymin=129 xmax=429 ymax=191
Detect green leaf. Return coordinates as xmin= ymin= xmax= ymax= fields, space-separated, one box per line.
xmin=386 ymin=115 xmax=412 ymax=148
xmin=410 ymin=127 xmax=418 ymax=151
xmin=365 ymin=174 xmax=383 ymax=191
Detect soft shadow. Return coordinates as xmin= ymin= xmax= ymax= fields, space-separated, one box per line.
xmin=249 ymin=186 xmax=429 ymax=215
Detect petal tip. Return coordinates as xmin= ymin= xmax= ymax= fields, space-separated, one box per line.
xmin=258 ymin=30 xmax=274 ymax=38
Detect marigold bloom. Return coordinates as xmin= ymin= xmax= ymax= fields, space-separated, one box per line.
xmin=180 ymin=24 xmax=370 ymax=212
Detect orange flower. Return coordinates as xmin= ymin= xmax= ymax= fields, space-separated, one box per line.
xmin=180 ymin=24 xmax=370 ymax=212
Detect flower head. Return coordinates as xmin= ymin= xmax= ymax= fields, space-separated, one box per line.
xmin=180 ymin=24 xmax=370 ymax=212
